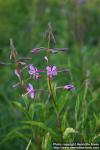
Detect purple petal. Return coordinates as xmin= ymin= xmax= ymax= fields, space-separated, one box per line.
xmin=46 ymin=65 xmax=58 ymax=79
xmin=46 ymin=66 xmax=51 ymax=71
xmin=28 ymin=83 xmax=34 ymax=91
xmin=28 ymin=65 xmax=38 ymax=77
xmin=29 ymin=64 xmax=34 ymax=70
xmin=46 ymin=66 xmax=51 ymax=75
xmin=27 ymin=87 xmax=30 ymax=93
xmin=35 ymin=73 xmax=40 ymax=80
xmin=52 ymin=66 xmax=58 ymax=75
xmin=64 ymin=84 xmax=75 ymax=91
xmin=32 ymin=48 xmax=39 ymax=54
xmin=29 ymin=92 xmax=35 ymax=98
xmin=27 ymin=83 xmax=35 ymax=99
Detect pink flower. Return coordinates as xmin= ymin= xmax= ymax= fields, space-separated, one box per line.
xmin=64 ymin=84 xmax=75 ymax=91
xmin=27 ymin=83 xmax=35 ymax=99
xmin=46 ymin=65 xmax=58 ymax=79
xmin=29 ymin=64 xmax=40 ymax=80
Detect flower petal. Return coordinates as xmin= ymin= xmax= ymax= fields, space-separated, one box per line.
xmin=64 ymin=84 xmax=75 ymax=91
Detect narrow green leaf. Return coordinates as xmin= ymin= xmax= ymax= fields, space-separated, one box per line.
xmin=58 ymin=93 xmax=69 ymax=113
xmin=92 ymin=133 xmax=100 ymax=142
xmin=42 ymin=132 xmax=51 ymax=150
xmin=12 ymin=101 xmax=24 ymax=112
xmin=0 ymin=126 xmax=30 ymax=144
xmin=26 ymin=139 xmax=32 ymax=150
xmin=21 ymin=121 xmax=57 ymax=137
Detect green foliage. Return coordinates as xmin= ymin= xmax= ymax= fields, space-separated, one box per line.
xmin=63 ymin=128 xmax=77 ymax=140
xmin=0 ymin=0 xmax=100 ymax=149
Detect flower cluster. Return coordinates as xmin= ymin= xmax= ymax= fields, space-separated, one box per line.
xmin=11 ymin=32 xmax=74 ymax=99
xmin=22 ymin=48 xmax=75 ymax=99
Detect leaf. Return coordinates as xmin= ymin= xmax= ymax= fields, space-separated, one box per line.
xmin=58 ymin=93 xmax=69 ymax=114
xmin=26 ymin=139 xmax=32 ymax=150
xmin=42 ymin=132 xmax=51 ymax=150
xmin=0 ymin=126 xmax=30 ymax=144
xmin=34 ymin=102 xmax=46 ymax=110
xmin=92 ymin=133 xmax=100 ymax=142
xmin=75 ymin=95 xmax=81 ymax=123
xmin=63 ymin=128 xmax=78 ymax=139
xmin=51 ymin=82 xmax=57 ymax=99
xmin=21 ymin=121 xmax=57 ymax=137
xmin=12 ymin=101 xmax=24 ymax=112
xmin=28 ymin=103 xmax=35 ymax=119
xmin=29 ymin=102 xmax=46 ymax=120
xmin=61 ymin=112 xmax=68 ymax=132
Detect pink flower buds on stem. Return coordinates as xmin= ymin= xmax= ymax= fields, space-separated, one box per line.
xmin=31 ymin=47 xmax=68 ymax=54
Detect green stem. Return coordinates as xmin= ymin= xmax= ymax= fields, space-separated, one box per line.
xmin=48 ymin=78 xmax=62 ymax=129
xmin=47 ymin=24 xmax=63 ymax=142
xmin=23 ymin=99 xmax=41 ymax=150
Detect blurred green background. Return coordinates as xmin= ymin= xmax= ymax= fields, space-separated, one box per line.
xmin=0 ymin=0 xmax=100 ymax=149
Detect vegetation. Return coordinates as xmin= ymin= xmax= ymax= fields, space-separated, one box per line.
xmin=0 ymin=0 xmax=100 ymax=149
